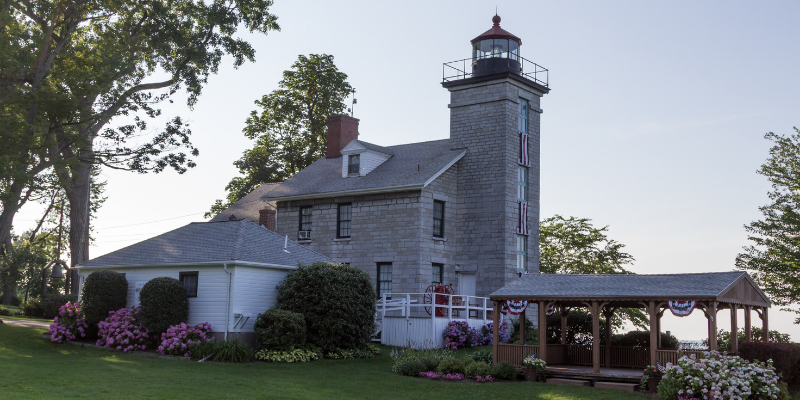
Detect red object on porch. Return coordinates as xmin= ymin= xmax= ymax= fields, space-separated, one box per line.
xmin=423 ymin=284 xmax=455 ymax=317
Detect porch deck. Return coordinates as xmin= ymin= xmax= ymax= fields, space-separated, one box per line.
xmin=546 ymin=365 xmax=643 ymax=384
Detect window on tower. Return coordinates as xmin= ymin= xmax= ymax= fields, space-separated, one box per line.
xmin=518 ymin=167 xmax=528 ymax=201
xmin=516 ymin=235 xmax=527 ymax=273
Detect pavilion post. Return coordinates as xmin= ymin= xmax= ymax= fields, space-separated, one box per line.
xmin=603 ymin=308 xmax=613 ymax=368
xmin=744 ymin=306 xmax=752 ymax=343
xmin=560 ymin=306 xmax=568 ymax=345
xmin=492 ymin=300 xmax=500 ymax=365
xmin=730 ymin=304 xmax=738 ymax=354
xmin=761 ymin=307 xmax=769 ymax=343
xmin=538 ymin=301 xmax=548 ymax=362
xmin=708 ymin=301 xmax=718 ymax=351
xmin=648 ymin=301 xmax=658 ymax=366
xmin=591 ymin=301 xmax=600 ymax=373
xmin=519 ymin=308 xmax=526 ymax=345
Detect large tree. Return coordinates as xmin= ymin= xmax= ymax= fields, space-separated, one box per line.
xmin=206 ymin=54 xmax=352 ymax=217
xmin=1 ymin=0 xmax=280 ymax=292
xmin=540 ymin=215 xmax=647 ymax=329
xmin=736 ymin=128 xmax=800 ymax=322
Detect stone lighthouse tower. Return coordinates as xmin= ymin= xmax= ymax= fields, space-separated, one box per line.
xmin=443 ymin=15 xmax=549 ymax=297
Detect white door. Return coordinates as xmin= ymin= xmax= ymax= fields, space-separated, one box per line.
xmin=458 ymin=273 xmax=476 ymax=303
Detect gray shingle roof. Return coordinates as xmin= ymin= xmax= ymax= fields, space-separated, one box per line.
xmin=490 ymin=271 xmax=768 ymax=305
xmin=260 ymin=139 xmax=464 ymax=200
xmin=78 ymin=219 xmax=334 ymax=268
xmin=209 ymin=183 xmax=277 ymax=223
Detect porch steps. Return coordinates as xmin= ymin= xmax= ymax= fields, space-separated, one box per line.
xmin=546 ymin=378 xmax=591 ymax=387
xmin=594 ymin=382 xmax=638 ymax=392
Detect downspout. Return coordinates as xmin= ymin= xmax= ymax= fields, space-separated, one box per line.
xmin=223 ymin=263 xmax=231 ymax=341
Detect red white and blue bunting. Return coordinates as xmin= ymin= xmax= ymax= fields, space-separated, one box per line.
xmin=668 ymin=300 xmax=697 ymax=317
xmin=505 ymin=300 xmax=529 ymax=315
xmin=546 ymin=304 xmax=556 ymax=317
xmin=519 ymin=201 xmax=528 ymax=235
xmin=520 ymin=133 xmax=529 ymax=166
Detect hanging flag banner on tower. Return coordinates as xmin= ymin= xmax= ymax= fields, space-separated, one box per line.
xmin=520 ymin=133 xmax=529 ymax=166
xmin=519 ymin=201 xmax=528 ymax=234
xmin=668 ymin=300 xmax=697 ymax=317
xmin=505 ymin=300 xmax=528 ymax=315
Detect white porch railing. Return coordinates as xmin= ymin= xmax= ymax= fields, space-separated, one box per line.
xmin=376 ymin=293 xmax=501 ymax=348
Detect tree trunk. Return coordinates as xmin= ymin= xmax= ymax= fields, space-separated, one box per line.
xmin=0 ymin=181 xmax=26 ymax=252
xmin=64 ymin=161 xmax=91 ymax=295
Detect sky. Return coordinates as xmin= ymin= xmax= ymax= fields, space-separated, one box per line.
xmin=13 ymin=1 xmax=800 ymax=340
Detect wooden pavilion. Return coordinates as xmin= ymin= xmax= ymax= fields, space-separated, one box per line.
xmin=489 ymin=271 xmax=771 ymax=375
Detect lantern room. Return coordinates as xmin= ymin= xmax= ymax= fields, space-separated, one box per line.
xmin=471 ymin=15 xmax=522 ymax=76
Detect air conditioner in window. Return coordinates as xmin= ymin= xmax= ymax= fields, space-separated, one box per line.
xmin=298 ymin=230 xmax=312 ymax=240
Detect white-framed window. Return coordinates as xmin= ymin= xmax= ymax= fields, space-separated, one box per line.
xmin=180 ymin=272 xmax=199 ymax=297
xmin=432 ymin=263 xmax=444 ymax=285
xmin=517 ymin=166 xmax=528 ymax=201
xmin=377 ymin=263 xmax=392 ymax=299
xmin=348 ymin=154 xmax=360 ymax=174
xmin=299 ymin=206 xmax=312 ymax=231
xmin=518 ymin=98 xmax=528 ymax=134
xmin=516 ymin=235 xmax=527 ymax=273
xmin=337 ymin=203 xmax=352 ymax=238
xmin=433 ymin=200 xmax=445 ymax=238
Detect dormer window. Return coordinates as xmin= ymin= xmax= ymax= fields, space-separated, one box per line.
xmin=348 ymin=154 xmax=360 ymax=174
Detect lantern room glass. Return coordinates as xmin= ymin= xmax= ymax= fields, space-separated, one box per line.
xmin=472 ymin=38 xmax=520 ymax=60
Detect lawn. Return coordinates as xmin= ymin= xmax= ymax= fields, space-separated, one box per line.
xmin=0 ymin=324 xmax=651 ymax=400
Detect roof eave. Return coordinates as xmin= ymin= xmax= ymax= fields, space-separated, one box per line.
xmin=75 ymin=259 xmax=299 ymax=271
xmin=264 ymin=183 xmax=425 ymax=202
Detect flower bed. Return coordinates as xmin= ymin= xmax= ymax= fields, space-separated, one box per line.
xmin=46 ymin=302 xmax=88 ymax=343
xmin=157 ymin=322 xmax=214 ymax=357
xmin=96 ymin=307 xmax=149 ymax=352
xmin=659 ymin=351 xmax=782 ymax=400
xmin=442 ymin=320 xmax=511 ymax=349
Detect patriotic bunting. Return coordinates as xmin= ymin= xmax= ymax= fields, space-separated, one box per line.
xmin=520 ymin=133 xmax=529 ymax=166
xmin=505 ymin=300 xmax=529 ymax=315
xmin=519 ymin=201 xmax=528 ymax=234
xmin=668 ymin=300 xmax=697 ymax=317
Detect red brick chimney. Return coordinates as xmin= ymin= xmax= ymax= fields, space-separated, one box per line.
xmin=258 ymin=208 xmax=276 ymax=231
xmin=326 ymin=114 xmax=359 ymax=158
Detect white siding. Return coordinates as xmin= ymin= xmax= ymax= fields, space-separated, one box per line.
xmin=230 ymin=266 xmax=290 ymax=332
xmin=78 ymin=265 xmax=233 ymax=334
xmin=381 ymin=316 xmax=494 ymax=348
xmin=340 ymin=149 xmax=391 ymax=177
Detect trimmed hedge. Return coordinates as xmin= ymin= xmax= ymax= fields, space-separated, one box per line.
xmin=491 ymin=361 xmax=519 ymax=380
xmin=81 ymin=271 xmax=128 ymax=326
xmin=22 ymin=294 xmax=78 ymax=319
xmin=254 ymin=308 xmax=306 ymax=350
xmin=139 ymin=277 xmax=188 ymax=334
xmin=277 ymin=262 xmax=376 ymax=353
xmin=739 ymin=342 xmax=800 ymax=382
xmin=612 ymin=330 xmax=679 ymax=349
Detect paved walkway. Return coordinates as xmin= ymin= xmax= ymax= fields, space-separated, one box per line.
xmin=0 ymin=318 xmax=51 ymax=329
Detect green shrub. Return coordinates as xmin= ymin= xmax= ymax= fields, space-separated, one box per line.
xmin=465 ymin=361 xmax=492 ymax=378
xmin=255 ymin=348 xmax=321 ymax=363
xmin=81 ymin=271 xmax=128 ymax=327
xmin=213 ymin=339 xmax=254 ymax=362
xmin=254 ymin=308 xmax=306 ymax=350
xmin=436 ymin=357 xmax=467 ymax=374
xmin=139 ymin=277 xmax=188 ymax=334
xmin=23 ymin=294 xmax=80 ymax=318
xmin=468 ymin=349 xmax=493 ymax=364
xmin=491 ymin=361 xmax=518 ymax=380
xmin=325 ymin=346 xmax=379 ymax=359
xmin=420 ymin=356 xmax=440 ymax=371
xmin=740 ymin=342 xmax=800 ymax=382
xmin=656 ymin=376 xmax=680 ymax=400
xmin=188 ymin=341 xmax=218 ymax=360
xmin=277 ymin=262 xmax=376 ymax=353
xmin=395 ymin=359 xmax=426 ymax=376
xmin=778 ymin=382 xmax=791 ymax=400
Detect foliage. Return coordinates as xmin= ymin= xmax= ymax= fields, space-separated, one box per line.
xmin=277 ymin=262 xmax=375 ymax=353
xmin=96 ymin=307 xmax=149 ymax=353
xmin=211 ymin=339 xmax=254 ymax=363
xmin=643 ymin=365 xmax=663 ymax=378
xmin=157 ymin=322 xmax=214 ymax=357
xmin=736 ymin=128 xmax=800 ymax=322
xmin=477 ymin=321 xmax=511 ymax=345
xmin=418 ymin=371 xmax=465 ymax=380
xmin=139 ymin=277 xmax=189 ymax=335
xmin=22 ymin=294 xmax=78 ymax=319
xmin=395 ymin=359 xmax=427 ymax=377
xmin=80 ymin=271 xmax=128 ymax=327
xmin=46 ymin=302 xmax=88 ymax=343
xmin=509 ymin=316 xmax=536 ymax=343
xmin=468 ymin=349 xmax=493 ymax=364
xmin=325 ymin=345 xmax=380 ymax=360
xmin=465 ymin=361 xmax=492 ymax=379
xmin=657 ymin=376 xmax=682 ymax=400
xmin=443 ymin=320 xmax=480 ymax=349
xmin=436 ymin=357 xmax=468 ymax=374
xmin=702 ymin=327 xmax=792 ymax=351
xmin=522 ymin=355 xmax=547 ymax=381
xmin=389 ymin=345 xmax=453 ymax=376
xmin=739 ymin=342 xmax=800 ymax=382
xmin=254 ymin=308 xmax=306 ymax=350
xmin=0 ymin=243 xmax=48 ymax=296
xmin=613 ymin=330 xmax=679 ymax=349
xmin=490 ymin=361 xmax=519 ymax=380
xmin=255 ymin=347 xmax=322 ymax=363
xmin=207 ymin=54 xmax=353 ymax=217
xmin=661 ymin=351 xmax=780 ymax=400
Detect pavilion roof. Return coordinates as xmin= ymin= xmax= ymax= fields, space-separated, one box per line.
xmin=489 ymin=271 xmax=771 ymax=308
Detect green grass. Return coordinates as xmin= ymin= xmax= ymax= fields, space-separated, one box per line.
xmin=0 ymin=324 xmax=650 ymax=400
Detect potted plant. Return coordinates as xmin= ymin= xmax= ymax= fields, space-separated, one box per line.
xmin=521 ymin=355 xmax=546 ymax=382
xmin=643 ymin=365 xmax=663 ymax=392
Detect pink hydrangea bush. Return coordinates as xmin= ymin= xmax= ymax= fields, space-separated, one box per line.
xmin=46 ymin=302 xmax=88 ymax=343
xmin=418 ymin=371 xmax=465 ymax=380
xmin=442 ymin=321 xmax=480 ymax=349
xmin=157 ymin=322 xmax=213 ymax=357
xmin=96 ymin=307 xmax=150 ymax=352
xmin=662 ymin=351 xmax=781 ymax=400
xmin=477 ymin=321 xmax=511 ymax=345
xmin=476 ymin=375 xmax=494 ymax=383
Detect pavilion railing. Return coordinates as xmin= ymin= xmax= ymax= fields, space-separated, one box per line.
xmin=498 ymin=343 xmax=672 ymax=369
xmin=656 ymin=349 xmax=707 ymax=366
xmin=496 ymin=344 xmax=539 ymax=366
